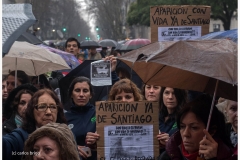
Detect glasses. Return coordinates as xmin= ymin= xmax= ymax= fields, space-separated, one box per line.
xmin=35 ymin=103 xmax=58 ymax=112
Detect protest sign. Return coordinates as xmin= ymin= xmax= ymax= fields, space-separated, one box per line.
xmin=91 ymin=60 xmax=112 ymax=86
xmin=150 ymin=5 xmax=211 ymax=42
xmin=96 ymin=101 xmax=159 ymax=160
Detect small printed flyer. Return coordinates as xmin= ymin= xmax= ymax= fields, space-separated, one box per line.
xmin=158 ymin=26 xmax=201 ymax=41
xmin=91 ymin=60 xmax=112 ymax=86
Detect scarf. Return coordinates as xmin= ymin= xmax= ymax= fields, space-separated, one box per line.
xmin=230 ymin=127 xmax=238 ymax=147
xmin=15 ymin=114 xmax=23 ymax=128
xmin=181 ymin=142 xmax=200 ymax=160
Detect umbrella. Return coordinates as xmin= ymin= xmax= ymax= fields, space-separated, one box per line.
xmin=118 ymin=40 xmax=129 ymax=45
xmin=80 ymin=40 xmax=101 ymax=49
xmin=55 ymin=40 xmax=66 ymax=48
xmin=38 ymin=44 xmax=80 ymax=71
xmin=120 ymin=38 xmax=151 ymax=51
xmin=59 ymin=60 xmax=143 ymax=110
xmin=2 ymin=3 xmax=37 ymax=57
xmin=118 ymin=39 xmax=237 ymax=101
xmin=114 ymin=43 xmax=123 ymax=51
xmin=59 ymin=60 xmax=107 ymax=110
xmin=99 ymin=39 xmax=118 ymax=48
xmin=197 ymin=29 xmax=238 ymax=43
xmin=17 ymin=32 xmax=43 ymax=45
xmin=2 ymin=41 xmax=71 ymax=76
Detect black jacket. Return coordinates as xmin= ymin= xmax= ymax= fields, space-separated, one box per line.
xmin=65 ymin=102 xmax=96 ymax=160
xmin=3 ymin=114 xmax=17 ymax=135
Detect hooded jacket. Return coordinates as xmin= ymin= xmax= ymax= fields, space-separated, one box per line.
xmin=65 ymin=102 xmax=97 ymax=160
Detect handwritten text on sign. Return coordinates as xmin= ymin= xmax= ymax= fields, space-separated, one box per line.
xmin=97 ymin=101 xmax=158 ymax=125
xmin=150 ymin=5 xmax=211 ymax=42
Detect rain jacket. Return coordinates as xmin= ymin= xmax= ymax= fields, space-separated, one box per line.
xmin=65 ymin=102 xmax=97 ymax=160
xmin=160 ymin=131 xmax=233 ymax=160
xmin=3 ymin=128 xmax=29 ymax=160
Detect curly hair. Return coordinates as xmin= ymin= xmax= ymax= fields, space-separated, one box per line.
xmin=12 ymin=89 xmax=35 ymax=115
xmin=108 ymin=78 xmax=143 ymax=101
xmin=3 ymin=84 xmax=38 ymax=119
xmin=22 ymin=89 xmax=67 ymax=133
xmin=22 ymin=123 xmax=80 ymax=160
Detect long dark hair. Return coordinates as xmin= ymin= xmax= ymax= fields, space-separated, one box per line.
xmin=177 ymin=94 xmax=232 ymax=147
xmin=159 ymin=87 xmax=187 ymax=118
xmin=68 ymin=76 xmax=94 ymax=99
xmin=12 ymin=89 xmax=35 ymax=115
xmin=22 ymin=89 xmax=66 ymax=133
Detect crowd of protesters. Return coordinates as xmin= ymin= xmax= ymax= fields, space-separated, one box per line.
xmin=2 ymin=37 xmax=237 ymax=160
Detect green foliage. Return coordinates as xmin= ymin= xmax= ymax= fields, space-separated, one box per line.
xmin=127 ymin=0 xmax=237 ymax=30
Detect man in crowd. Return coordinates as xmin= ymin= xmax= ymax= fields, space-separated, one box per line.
xmin=50 ymin=37 xmax=81 ymax=89
xmin=65 ymin=37 xmax=81 ymax=57
xmin=100 ymin=47 xmax=108 ymax=58
xmin=88 ymin=47 xmax=102 ymax=60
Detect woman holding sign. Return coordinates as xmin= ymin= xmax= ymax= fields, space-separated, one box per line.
xmin=157 ymin=87 xmax=187 ymax=152
xmin=84 ymin=78 xmax=144 ymax=159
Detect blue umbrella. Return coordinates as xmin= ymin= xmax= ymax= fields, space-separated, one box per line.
xmin=198 ymin=29 xmax=237 ymax=43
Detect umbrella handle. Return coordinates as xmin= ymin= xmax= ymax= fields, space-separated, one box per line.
xmin=200 ymin=80 xmax=219 ymax=159
xmin=15 ymin=59 xmax=17 ymax=88
xmin=206 ymin=80 xmax=219 ymax=131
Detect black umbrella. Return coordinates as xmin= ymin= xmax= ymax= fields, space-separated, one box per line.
xmin=99 ymin=39 xmax=118 ymax=47
xmin=80 ymin=40 xmax=101 ymax=49
xmin=2 ymin=4 xmax=37 ymax=57
xmin=59 ymin=60 xmax=108 ymax=110
xmin=115 ymin=59 xmax=143 ymax=89
xmin=59 ymin=60 xmax=143 ymax=110
xmin=17 ymin=32 xmax=43 ymax=45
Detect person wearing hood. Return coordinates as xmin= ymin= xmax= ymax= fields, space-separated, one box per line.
xmin=3 ymin=84 xmax=38 ymax=135
xmin=22 ymin=122 xmax=80 ymax=160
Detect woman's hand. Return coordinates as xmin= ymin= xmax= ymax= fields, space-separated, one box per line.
xmin=78 ymin=145 xmax=88 ymax=159
xmin=199 ymin=129 xmax=218 ymax=159
xmin=103 ymin=55 xmax=117 ymax=72
xmin=85 ymin=132 xmax=100 ymax=145
xmin=157 ymin=133 xmax=169 ymax=148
